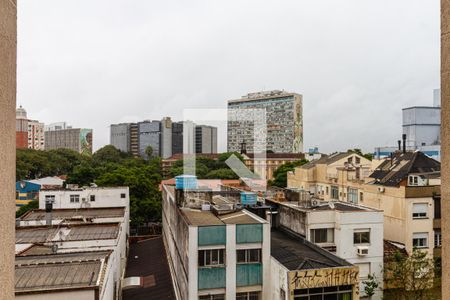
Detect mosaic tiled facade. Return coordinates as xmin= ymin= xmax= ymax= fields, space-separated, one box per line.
xmin=227 ymin=91 xmax=303 ymax=153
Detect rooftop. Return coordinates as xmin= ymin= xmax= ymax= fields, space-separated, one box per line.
xmin=369 ymin=151 xmax=441 ymax=187
xmin=122 ymin=237 xmax=175 ymax=300
xmin=228 ymin=90 xmax=300 ymax=104
xmin=15 ymin=251 xmax=110 ymax=294
xmin=20 ymin=207 xmax=126 ymax=221
xmin=244 ymin=153 xmax=305 ymax=160
xmin=273 ymin=199 xmax=381 ymax=213
xmin=271 ymin=228 xmax=351 ymax=271
xmin=180 ymin=208 xmax=265 ymax=226
xmin=16 ymin=223 xmax=120 ymax=244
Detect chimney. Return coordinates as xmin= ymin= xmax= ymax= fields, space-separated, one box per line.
xmin=398 ymin=140 xmax=401 ymax=151
xmin=45 ymin=200 xmax=53 ymax=226
xmin=402 ymin=134 xmax=407 ymax=154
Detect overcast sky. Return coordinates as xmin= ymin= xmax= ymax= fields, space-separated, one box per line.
xmin=18 ymin=0 xmax=440 ymax=153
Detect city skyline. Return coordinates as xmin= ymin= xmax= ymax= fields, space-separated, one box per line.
xmin=17 ymin=0 xmax=439 ymax=153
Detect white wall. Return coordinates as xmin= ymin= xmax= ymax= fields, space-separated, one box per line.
xmin=269 ymin=258 xmax=289 ymax=300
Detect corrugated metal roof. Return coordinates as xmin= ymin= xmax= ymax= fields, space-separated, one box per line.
xmin=180 ymin=209 xmax=224 ymax=226
xmin=218 ymin=211 xmax=262 ymax=224
xmin=15 ymin=251 xmax=110 ymax=294
xmin=20 ymin=207 xmax=125 ymax=221
xmin=16 ymin=223 xmax=120 ymax=244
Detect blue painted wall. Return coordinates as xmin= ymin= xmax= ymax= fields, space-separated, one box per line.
xmin=236 ymin=264 xmax=262 ymax=287
xmin=198 ymin=267 xmax=226 ymax=290
xmin=236 ymin=224 xmax=263 ymax=244
xmin=198 ymin=226 xmax=226 ymax=246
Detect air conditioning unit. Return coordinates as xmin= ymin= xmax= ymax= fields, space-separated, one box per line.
xmin=357 ymin=246 xmax=369 ymax=256
xmin=378 ymin=187 xmax=385 ymax=193
xmin=311 ymin=199 xmax=320 ymax=207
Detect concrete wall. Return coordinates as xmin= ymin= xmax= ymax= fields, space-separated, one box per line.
xmin=0 ymin=1 xmax=16 ymax=298
xmin=269 ymin=258 xmax=288 ymax=300
xmin=442 ymin=0 xmax=450 ymax=296
xmin=16 ymin=290 xmax=95 ymax=300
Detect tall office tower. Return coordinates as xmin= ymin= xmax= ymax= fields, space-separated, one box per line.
xmin=138 ymin=120 xmax=162 ymax=158
xmin=16 ymin=106 xmax=28 ymax=149
xmin=27 ymin=119 xmax=45 ymax=150
xmin=195 ymin=125 xmax=218 ymax=154
xmin=172 ymin=121 xmax=184 ymax=155
xmin=403 ymin=106 xmax=441 ymax=147
xmin=161 ymin=117 xmax=173 ymax=159
xmin=45 ymin=128 xmax=93 ymax=155
xmin=129 ymin=123 xmax=139 ymax=156
xmin=227 ymin=90 xmax=303 ymax=153
xmin=110 ymin=123 xmax=131 ymax=153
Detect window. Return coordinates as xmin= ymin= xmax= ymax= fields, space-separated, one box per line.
xmin=310 ymin=228 xmax=334 ymax=244
xmin=293 ymin=285 xmax=353 ymax=299
xmin=89 ymin=195 xmax=96 ymax=202
xmin=348 ymin=157 xmax=353 ymax=163
xmin=237 ymin=249 xmax=262 ymax=263
xmin=199 ymin=294 xmax=225 ymax=300
xmin=409 ymin=175 xmax=419 ymax=186
xmin=326 ymin=187 xmax=329 ymax=195
xmin=121 ymin=193 xmax=126 ymax=198
xmin=412 ymin=203 xmax=428 ymax=219
xmin=354 ymin=229 xmax=370 ymax=244
xmin=69 ymin=194 xmax=80 ymax=203
xmin=413 ymin=233 xmax=428 ymax=248
xmin=236 ymin=292 xmax=260 ymax=300
xmin=359 ymin=192 xmax=364 ymax=202
xmin=347 ymin=188 xmax=358 ymax=204
xmin=435 ymin=230 xmax=442 ymax=248
xmin=280 ymin=289 xmax=286 ymax=300
xmin=45 ymin=195 xmax=55 ymax=202
xmin=198 ymin=249 xmax=225 ymax=267
xmin=355 ymin=157 xmax=361 ymax=164
xmin=355 ymin=263 xmax=370 ymax=279
xmin=331 ymin=186 xmax=339 ymax=200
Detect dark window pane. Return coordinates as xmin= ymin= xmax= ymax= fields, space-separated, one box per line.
xmin=198 ymin=250 xmax=205 ymax=266
xmin=237 ymin=250 xmax=246 ymax=263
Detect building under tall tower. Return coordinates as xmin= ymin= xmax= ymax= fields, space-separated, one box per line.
xmin=227 ymin=90 xmax=303 ymax=154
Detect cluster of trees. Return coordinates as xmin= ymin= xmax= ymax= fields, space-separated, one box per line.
xmin=268 ymin=159 xmax=309 ymax=188
xmin=17 ymin=146 xmax=162 ymax=226
xmin=169 ymin=152 xmax=245 ymax=179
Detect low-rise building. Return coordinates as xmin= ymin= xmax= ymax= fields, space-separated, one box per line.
xmin=270 ymin=228 xmax=360 ymax=300
xmin=15 ymin=251 xmax=116 ymax=300
xmin=287 ymin=151 xmax=372 ymax=202
xmin=16 ymin=176 xmax=65 ymax=208
xmin=15 ymin=186 xmax=130 ymax=300
xmin=265 ymin=191 xmax=383 ymax=298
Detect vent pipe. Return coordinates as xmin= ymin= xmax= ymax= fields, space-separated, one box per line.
xmin=397 ymin=140 xmax=401 ymax=151
xmin=402 ymin=134 xmax=407 ymax=154
xmin=45 ymin=200 xmax=53 ymax=226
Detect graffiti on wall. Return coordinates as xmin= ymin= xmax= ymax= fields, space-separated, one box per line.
xmin=80 ymin=129 xmax=93 ymax=155
xmin=288 ymin=267 xmax=359 ymax=291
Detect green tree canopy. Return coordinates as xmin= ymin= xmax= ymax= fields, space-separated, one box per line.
xmin=269 ymin=159 xmax=309 ymax=188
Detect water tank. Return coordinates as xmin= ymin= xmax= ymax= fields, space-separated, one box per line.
xmin=175 ymin=175 xmax=198 ymax=190
xmin=240 ymin=192 xmax=257 ymax=206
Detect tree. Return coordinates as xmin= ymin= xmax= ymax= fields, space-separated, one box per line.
xmin=145 ymin=146 xmax=153 ymax=159
xmin=384 ymin=250 xmax=438 ymax=300
xmin=16 ymin=200 xmax=38 ymax=218
xmin=362 ymin=274 xmax=380 ymax=299
xmin=205 ymin=168 xmax=239 ymax=179
xmin=348 ymin=148 xmax=373 ymax=161
xmin=269 ymin=159 xmax=309 ymax=188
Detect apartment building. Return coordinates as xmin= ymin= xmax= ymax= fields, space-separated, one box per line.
xmin=364 ymin=151 xmax=440 ymax=256
xmin=288 ymin=150 xmax=441 ymax=257
xmin=287 ymin=151 xmax=372 ymax=202
xmin=15 ymin=106 xmax=45 ymax=150
xmin=227 ymin=90 xmax=303 ymax=154
xmin=162 ymin=181 xmax=271 ymax=300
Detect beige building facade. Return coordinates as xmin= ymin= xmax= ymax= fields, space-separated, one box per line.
xmin=288 ymin=151 xmax=441 ymax=256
